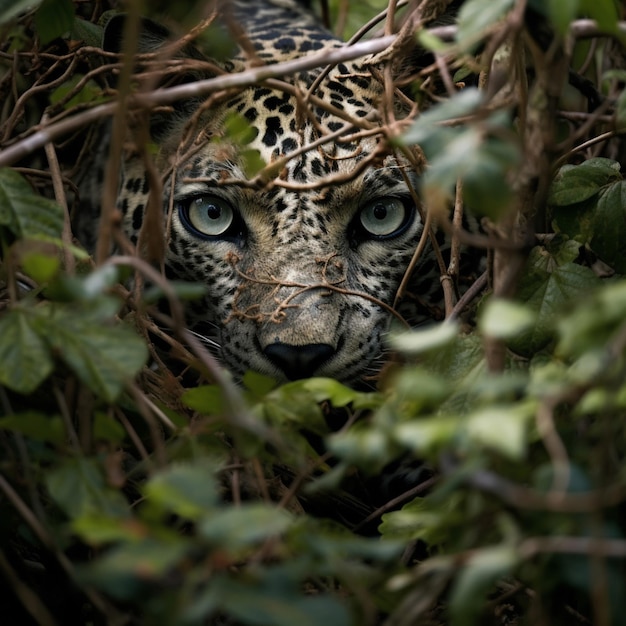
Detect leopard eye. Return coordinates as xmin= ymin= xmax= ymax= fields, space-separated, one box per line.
xmin=179 ymin=195 xmax=243 ymax=240
xmin=358 ymin=197 xmax=412 ymax=238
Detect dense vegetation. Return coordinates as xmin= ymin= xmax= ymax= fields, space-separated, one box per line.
xmin=1 ymin=0 xmax=626 ymax=624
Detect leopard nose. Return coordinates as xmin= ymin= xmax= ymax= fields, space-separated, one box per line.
xmin=263 ymin=342 xmax=335 ymax=380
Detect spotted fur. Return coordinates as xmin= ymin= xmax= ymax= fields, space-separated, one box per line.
xmin=84 ymin=0 xmax=459 ymax=387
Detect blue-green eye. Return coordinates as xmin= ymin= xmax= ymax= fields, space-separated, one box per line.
xmin=185 ymin=195 xmax=234 ymax=236
xmin=178 ymin=194 xmax=247 ymax=243
xmin=358 ymin=197 xmax=411 ymax=238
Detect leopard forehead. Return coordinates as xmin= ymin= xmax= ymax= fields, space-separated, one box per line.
xmin=114 ymin=0 xmax=435 ymax=386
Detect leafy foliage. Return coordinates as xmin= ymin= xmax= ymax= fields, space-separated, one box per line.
xmin=0 ymin=0 xmax=626 ymax=625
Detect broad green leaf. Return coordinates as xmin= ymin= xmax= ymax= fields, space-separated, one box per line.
xmin=0 ymin=0 xmax=42 ymax=25
xmin=479 ymin=298 xmax=536 ymax=340
xmin=416 ymin=28 xmax=448 ymax=54
xmin=29 ymin=302 xmax=148 ymax=402
xmin=199 ymin=503 xmax=292 ymax=549
xmin=383 ymin=367 xmax=450 ymax=416
xmin=93 ymin=412 xmax=126 ymax=443
xmin=545 ymin=0 xmax=579 ymax=36
xmin=241 ymin=148 xmax=266 ymax=178
xmin=458 ymin=134 xmax=519 ymax=219
xmin=187 ymin=577 xmax=351 ymax=626
xmin=35 ymin=0 xmax=74 ymax=44
xmin=580 ymin=0 xmax=620 ymax=34
xmin=449 ymin=545 xmax=518 ymax=626
xmin=143 ymin=280 xmax=207 ymax=304
xmin=465 ymin=402 xmax=535 ymax=459
xmin=391 ymin=322 xmax=459 ymax=354
xmin=400 ymin=88 xmax=483 ymax=147
xmin=0 ymin=168 xmax=64 ymax=241
xmin=77 ymin=264 xmax=121 ymax=298
xmin=549 ymin=158 xmax=621 ymax=206
xmin=0 ymin=310 xmax=53 ymax=393
xmin=49 ymin=74 xmax=105 ymax=109
xmin=69 ymin=16 xmax=103 ymax=46
xmin=242 ymin=369 xmax=278 ymax=397
xmin=379 ymin=492 xmax=464 ymax=544
xmin=457 ymin=0 xmax=514 ymax=50
xmin=46 ymin=458 xmax=129 ymax=519
xmin=223 ymin=111 xmax=259 ymax=145
xmin=557 ymin=281 xmax=626 ymax=358
xmin=182 ymin=385 xmax=225 ymax=414
xmin=73 ymin=515 xmax=149 ymax=545
xmin=327 ymin=426 xmax=396 ymax=472
xmin=80 ymin=539 xmax=190 ymax=599
xmin=0 ymin=412 xmax=64 ymax=445
xmin=300 ymin=377 xmax=364 ymax=407
xmin=393 ymin=416 xmax=460 ymax=455
xmin=591 ymin=180 xmax=626 ymax=273
xmin=21 ymin=251 xmax=60 ymax=283
xmin=144 ymin=462 xmax=219 ymax=520
xmin=404 ymin=104 xmax=519 ymax=218
xmin=261 ymin=383 xmax=328 ymax=433
xmin=512 ymin=261 xmax=600 ymax=355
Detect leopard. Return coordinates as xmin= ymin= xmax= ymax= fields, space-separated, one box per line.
xmin=80 ymin=0 xmax=467 ymax=389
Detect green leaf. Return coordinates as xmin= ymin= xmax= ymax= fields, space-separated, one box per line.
xmin=0 ymin=412 xmax=64 ymax=445
xmin=300 ymin=377 xmax=362 ymax=407
xmin=459 ymin=134 xmax=519 ymax=219
xmin=143 ymin=280 xmax=207 ymax=304
xmin=0 ymin=0 xmax=42 ymax=25
xmin=549 ymin=158 xmax=621 ymax=207
xmin=0 ymin=168 xmax=64 ymax=242
xmin=35 ymin=0 xmax=74 ymax=44
xmin=80 ymin=539 xmax=190 ymax=599
xmin=391 ymin=322 xmax=459 ymax=354
xmin=187 ymin=577 xmax=351 ymax=626
xmin=479 ymin=299 xmax=536 ymax=340
xmin=46 ymin=458 xmax=129 ymax=519
xmin=182 ymin=385 xmax=225 ymax=415
xmin=144 ymin=462 xmax=219 ymax=520
xmin=72 ymin=514 xmax=148 ymax=545
xmin=465 ymin=402 xmax=535 ymax=459
xmin=557 ymin=280 xmax=626 ymax=358
xmin=379 ymin=492 xmax=464 ymax=544
xmin=384 ymin=367 xmax=450 ymax=416
xmin=457 ymin=0 xmax=515 ymax=50
xmin=29 ymin=302 xmax=148 ymax=402
xmin=327 ymin=426 xmax=396 ymax=473
xmin=0 ymin=310 xmax=53 ymax=393
xmin=399 ymin=88 xmax=483 ymax=147
xmin=449 ymin=545 xmax=518 ymax=626
xmin=393 ymin=416 xmax=460 ymax=455
xmin=93 ymin=412 xmax=126 ymax=444
xmin=243 ymin=369 xmax=278 ymax=398
xmin=545 ymin=0 xmax=579 ymax=36
xmin=69 ymin=16 xmax=103 ymax=46
xmin=49 ymin=74 xmax=105 ymax=109
xmin=512 ymin=261 xmax=600 ymax=355
xmin=591 ymin=180 xmax=626 ymax=273
xmin=579 ymin=0 xmax=620 ymax=34
xmin=21 ymin=251 xmax=61 ymax=283
xmin=199 ymin=503 xmax=292 ymax=549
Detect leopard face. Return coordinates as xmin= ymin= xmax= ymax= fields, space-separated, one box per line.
xmin=110 ymin=0 xmax=444 ymax=387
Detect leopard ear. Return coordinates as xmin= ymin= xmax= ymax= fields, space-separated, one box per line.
xmin=390 ymin=0 xmax=468 ymax=93
xmin=102 ymin=14 xmax=217 ymax=139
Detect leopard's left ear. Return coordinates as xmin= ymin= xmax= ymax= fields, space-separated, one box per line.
xmin=102 ymin=13 xmax=210 ymax=60
xmin=101 ymin=14 xmax=220 ymax=139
